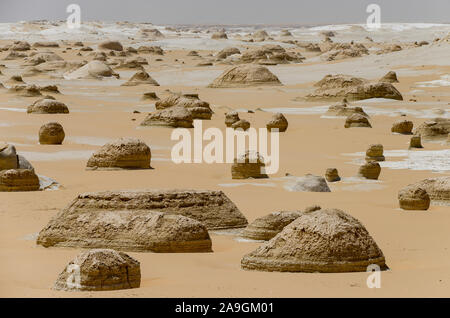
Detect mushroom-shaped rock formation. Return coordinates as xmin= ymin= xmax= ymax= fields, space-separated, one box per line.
xmin=27 ymin=99 xmax=69 ymax=114
xmin=241 ymin=208 xmax=387 ymax=272
xmin=266 ymin=113 xmax=288 ymax=132
xmin=231 ymin=151 xmax=268 ymax=179
xmin=344 ymin=114 xmax=372 ymax=128
xmin=37 ymin=189 xmax=247 ymax=233
xmin=409 ymin=135 xmax=423 ymax=149
xmin=409 ymin=177 xmax=449 ymax=204
xmin=98 ymin=40 xmax=123 ymax=51
xmin=140 ymin=106 xmax=194 ymax=128
xmin=121 ymin=71 xmax=159 ymax=86
xmin=155 ymin=93 xmax=212 ymax=120
xmin=242 ymin=211 xmax=303 ymax=241
xmin=358 ymin=162 xmax=381 ymax=180
xmin=86 ymin=138 xmax=151 ymax=170
xmin=307 ymin=74 xmax=403 ymax=101
xmin=414 ymin=118 xmax=450 ymax=140
xmin=284 ymin=174 xmax=331 ymax=192
xmin=231 ymin=119 xmax=250 ymax=131
xmin=325 ymin=168 xmax=340 ymax=182
xmin=398 ymin=184 xmax=430 ymax=210
xmin=54 ymin=249 xmax=141 ymax=291
xmin=0 ymin=169 xmax=40 ymax=192
xmin=39 ymin=122 xmax=65 ymax=145
xmin=379 ymin=71 xmax=399 ymax=83
xmin=225 ymin=111 xmax=240 ymax=127
xmin=365 ymin=144 xmax=385 ymax=162
xmin=208 ymin=64 xmax=282 ymax=88
xmin=391 ymin=120 xmax=413 ymax=134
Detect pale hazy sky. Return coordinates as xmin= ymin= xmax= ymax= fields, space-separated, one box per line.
xmin=0 ymin=0 xmax=449 ymax=25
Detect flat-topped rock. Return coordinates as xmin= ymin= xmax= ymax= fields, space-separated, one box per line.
xmin=410 ymin=177 xmax=449 ymax=204
xmin=231 ymin=151 xmax=268 ymax=179
xmin=241 ymin=208 xmax=387 ymax=272
xmin=38 ymin=189 xmax=247 ymax=231
xmin=391 ymin=120 xmax=413 ymax=134
xmin=86 ymin=138 xmax=151 ymax=170
xmin=0 ymin=169 xmax=40 ymax=192
xmin=54 ymin=249 xmax=140 ymax=291
xmin=409 ymin=135 xmax=423 ymax=148
xmin=39 ymin=122 xmax=65 ymax=145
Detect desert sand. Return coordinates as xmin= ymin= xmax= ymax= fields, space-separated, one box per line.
xmin=0 ymin=21 xmax=449 ymax=297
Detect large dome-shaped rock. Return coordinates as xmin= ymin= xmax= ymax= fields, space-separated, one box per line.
xmin=0 ymin=169 xmax=40 ymax=192
xmin=98 ymin=41 xmax=123 ymax=51
xmin=344 ymin=114 xmax=372 ymax=128
xmin=121 ymin=71 xmax=159 ymax=86
xmin=284 ymin=174 xmax=331 ymax=192
xmin=54 ymin=249 xmax=140 ymax=291
xmin=231 ymin=151 xmax=268 ymax=179
xmin=398 ymin=184 xmax=430 ymax=210
xmin=208 ymin=64 xmax=282 ymax=88
xmin=365 ymin=144 xmax=385 ymax=162
xmin=140 ymin=106 xmax=194 ymax=128
xmin=27 ymin=98 xmax=69 ymax=114
xmin=414 ymin=118 xmax=450 ymax=140
xmin=410 ymin=177 xmax=449 ymax=204
xmin=391 ymin=120 xmax=413 ymax=134
xmin=307 ymin=74 xmax=403 ymax=101
xmin=241 ymin=208 xmax=387 ymax=272
xmin=242 ymin=211 xmax=303 ymax=241
xmin=64 ymin=60 xmax=119 ymax=80
xmin=39 ymin=122 xmax=65 ymax=145
xmin=37 ymin=209 xmax=212 ymax=253
xmin=266 ymin=113 xmax=288 ymax=132
xmin=155 ymin=93 xmax=212 ymax=120
xmin=358 ymin=162 xmax=381 ymax=180
xmin=86 ymin=138 xmax=151 ymax=170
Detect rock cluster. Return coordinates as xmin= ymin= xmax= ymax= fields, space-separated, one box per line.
xmin=54 ymin=249 xmax=140 ymax=291
xmin=414 ymin=118 xmax=450 ymax=140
